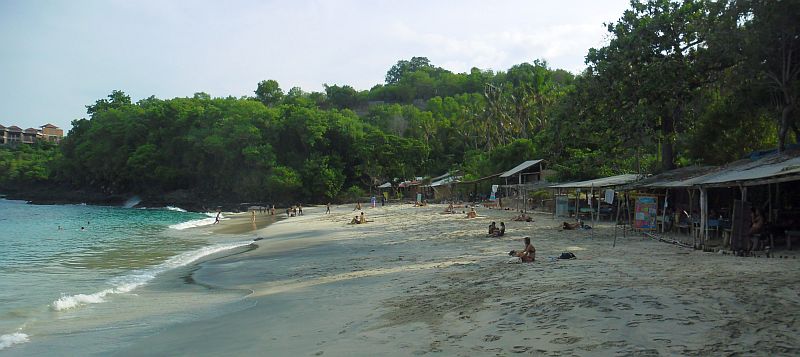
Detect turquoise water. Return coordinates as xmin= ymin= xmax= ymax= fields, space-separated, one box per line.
xmin=0 ymin=199 xmax=250 ymax=351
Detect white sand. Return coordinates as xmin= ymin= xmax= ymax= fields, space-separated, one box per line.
xmin=115 ymin=203 xmax=800 ymax=356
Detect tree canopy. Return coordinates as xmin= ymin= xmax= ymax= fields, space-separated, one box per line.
xmin=1 ymin=0 xmax=796 ymax=203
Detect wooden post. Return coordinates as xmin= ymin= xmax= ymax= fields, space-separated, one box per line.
xmin=688 ymin=188 xmax=695 ymax=248
xmin=700 ymin=187 xmax=708 ymax=249
xmin=661 ymin=189 xmax=669 ymax=233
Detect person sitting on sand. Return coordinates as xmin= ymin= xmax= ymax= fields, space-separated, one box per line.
xmin=444 ymin=202 xmax=455 ymax=213
xmin=513 ymin=213 xmax=532 ymax=222
xmin=354 ymin=202 xmax=362 ymax=211
xmin=350 ymin=215 xmax=360 ymax=224
xmin=360 ymin=211 xmax=366 ymax=224
xmin=488 ymin=222 xmax=497 ymax=235
xmin=509 ymin=236 xmax=535 ymax=262
xmin=466 ymin=207 xmax=477 ymax=219
xmin=492 ymin=222 xmax=506 ymax=237
xmin=562 ymin=221 xmax=581 ymax=230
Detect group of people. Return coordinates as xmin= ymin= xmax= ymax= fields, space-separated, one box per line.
xmin=350 ymin=211 xmax=368 ymax=224
xmin=488 ymin=222 xmax=505 ymax=237
xmin=286 ymin=204 xmax=303 ymax=217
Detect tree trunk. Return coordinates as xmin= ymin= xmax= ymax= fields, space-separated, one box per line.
xmin=661 ymin=107 xmax=678 ymax=171
xmin=778 ymin=103 xmax=793 ymax=152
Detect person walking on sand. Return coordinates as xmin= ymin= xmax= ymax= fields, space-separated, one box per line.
xmin=326 ymin=203 xmax=331 ymax=214
xmin=251 ymin=210 xmax=256 ymax=223
xmin=214 ymin=209 xmax=222 ymax=224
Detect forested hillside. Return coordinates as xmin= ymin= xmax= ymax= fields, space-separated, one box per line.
xmin=1 ymin=0 xmax=797 ymax=205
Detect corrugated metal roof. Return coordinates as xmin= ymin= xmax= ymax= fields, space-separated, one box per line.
xmin=699 ymin=153 xmax=800 ymax=187
xmin=623 ymin=166 xmax=716 ymax=189
xmin=549 ymin=174 xmax=640 ymax=189
xmin=622 ymin=150 xmax=800 ymax=189
xmin=428 ymin=175 xmax=461 ymax=187
xmin=500 ymin=160 xmax=544 ymax=178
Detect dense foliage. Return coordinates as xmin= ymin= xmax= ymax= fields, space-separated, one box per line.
xmin=1 ymin=0 xmax=797 ymax=204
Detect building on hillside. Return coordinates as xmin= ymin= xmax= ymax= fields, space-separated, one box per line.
xmin=39 ymin=123 xmax=64 ymax=143
xmin=22 ymin=128 xmax=37 ymax=144
xmin=1 ymin=125 xmax=23 ymax=144
xmin=0 ymin=123 xmax=64 ymax=145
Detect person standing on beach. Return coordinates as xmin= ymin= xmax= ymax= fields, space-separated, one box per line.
xmin=298 ymin=204 xmax=303 ymax=216
xmin=251 ymin=210 xmax=256 ymax=223
xmin=326 ymin=203 xmax=331 ymax=214
xmin=214 ymin=209 xmax=221 ymax=224
xmin=271 ymin=205 xmax=275 ymax=215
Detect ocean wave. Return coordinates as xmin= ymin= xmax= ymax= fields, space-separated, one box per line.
xmin=168 ymin=212 xmax=223 ymax=230
xmin=165 ymin=206 xmax=187 ymax=212
xmin=0 ymin=333 xmax=29 ymax=350
xmin=52 ymin=241 xmax=253 ymax=311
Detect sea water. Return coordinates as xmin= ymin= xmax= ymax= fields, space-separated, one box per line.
xmin=0 ymin=199 xmax=251 ymax=352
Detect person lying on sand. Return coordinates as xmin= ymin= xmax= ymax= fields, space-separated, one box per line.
xmin=508 ymin=236 xmax=535 ymax=262
xmin=466 ymin=207 xmax=477 ymax=219
xmin=512 ymin=213 xmax=533 ymax=222
xmin=563 ymin=220 xmax=590 ymax=230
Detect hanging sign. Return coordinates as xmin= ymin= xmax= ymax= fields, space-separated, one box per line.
xmin=634 ymin=195 xmax=658 ymax=230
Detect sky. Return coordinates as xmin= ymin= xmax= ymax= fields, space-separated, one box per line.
xmin=0 ymin=0 xmax=631 ymax=131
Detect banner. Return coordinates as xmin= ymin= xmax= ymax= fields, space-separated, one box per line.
xmin=634 ymin=196 xmax=658 ymax=230
xmin=604 ymin=189 xmax=614 ymax=205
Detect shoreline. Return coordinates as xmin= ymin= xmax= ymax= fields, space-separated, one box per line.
xmin=0 ymin=205 xmax=277 ymax=355
xmin=117 ymin=203 xmax=800 ymax=356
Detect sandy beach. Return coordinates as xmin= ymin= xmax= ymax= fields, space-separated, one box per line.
xmin=99 ymin=203 xmax=800 ymax=356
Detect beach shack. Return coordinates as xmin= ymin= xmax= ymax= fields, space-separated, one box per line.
xmin=618 ymin=166 xmax=719 ymax=247
xmin=498 ymin=160 xmax=549 ymax=211
xmin=618 ymin=150 xmax=800 ymax=252
xmin=421 ymin=172 xmax=462 ymax=202
xmin=689 ymin=150 xmax=800 ymax=252
xmin=549 ymin=174 xmax=641 ymax=223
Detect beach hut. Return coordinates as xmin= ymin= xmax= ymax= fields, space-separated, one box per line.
xmin=422 ymin=172 xmax=462 ymax=202
xmin=617 ymin=150 xmax=800 ymax=252
xmin=549 ymin=174 xmax=641 ymax=223
xmin=498 ymin=160 xmax=551 ymax=211
xmin=687 ymin=150 xmax=800 ymax=252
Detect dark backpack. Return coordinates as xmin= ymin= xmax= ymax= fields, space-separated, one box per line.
xmin=559 ymin=252 xmax=576 ymax=260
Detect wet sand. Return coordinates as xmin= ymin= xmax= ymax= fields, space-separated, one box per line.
xmin=113 ymin=204 xmax=800 ymax=356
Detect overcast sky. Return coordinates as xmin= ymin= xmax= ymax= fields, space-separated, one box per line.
xmin=0 ymin=0 xmax=630 ymax=131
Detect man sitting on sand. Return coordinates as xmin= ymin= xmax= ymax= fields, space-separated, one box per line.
xmin=508 ymin=236 xmax=535 ymax=262
xmin=488 ymin=222 xmax=497 ymax=235
xmin=444 ymin=202 xmax=455 ymax=213
xmin=353 ymin=202 xmax=362 ymax=211
xmin=466 ymin=207 xmax=477 ymax=219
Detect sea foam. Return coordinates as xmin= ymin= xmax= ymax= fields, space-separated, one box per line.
xmin=52 ymin=241 xmax=253 ymax=311
xmin=168 ymin=212 xmax=221 ymax=230
xmin=165 ymin=206 xmax=187 ymax=212
xmin=0 ymin=333 xmax=29 ymax=350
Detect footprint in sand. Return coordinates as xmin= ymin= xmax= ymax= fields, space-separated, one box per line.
xmin=510 ymin=345 xmax=531 ymax=353
xmin=483 ymin=334 xmax=501 ymax=342
xmin=550 ymin=336 xmax=582 ymax=344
